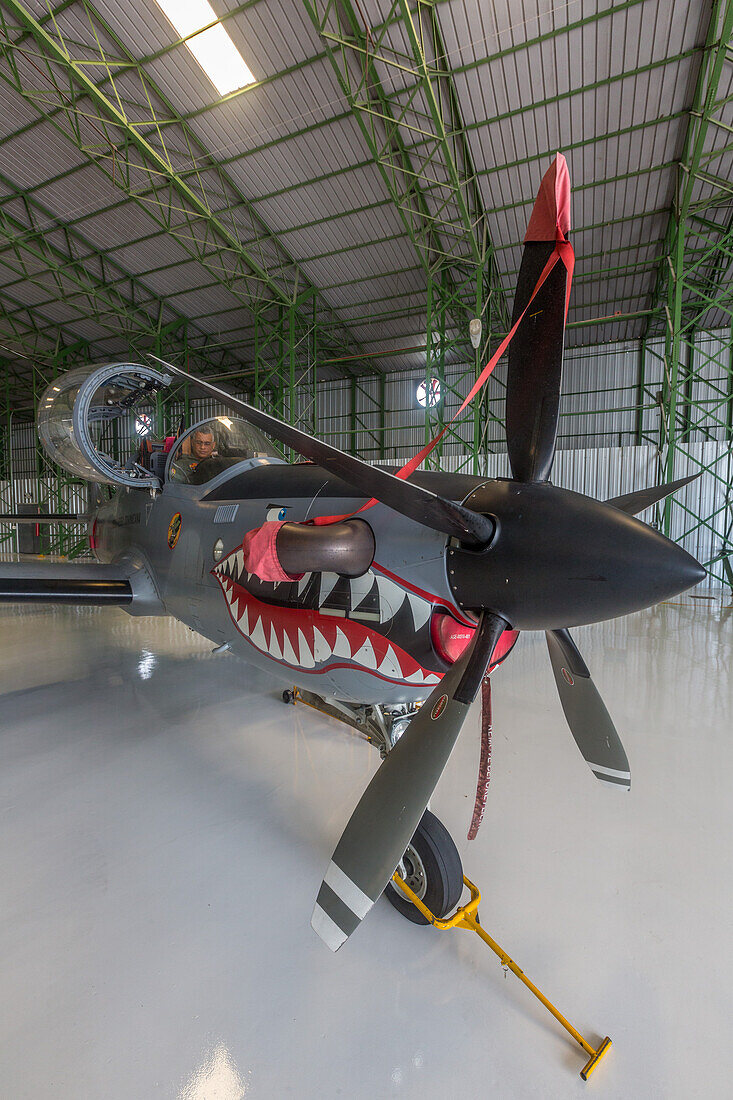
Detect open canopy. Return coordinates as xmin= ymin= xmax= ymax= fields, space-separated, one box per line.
xmin=37 ymin=362 xmax=170 ymax=487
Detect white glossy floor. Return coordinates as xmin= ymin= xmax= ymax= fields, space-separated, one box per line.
xmin=1 ymin=596 xmax=731 ymax=1099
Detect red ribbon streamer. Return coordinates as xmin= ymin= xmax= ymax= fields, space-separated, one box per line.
xmin=313 ymin=228 xmax=574 ymax=528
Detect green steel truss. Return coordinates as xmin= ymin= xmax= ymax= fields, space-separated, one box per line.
xmin=305 ymin=0 xmax=509 ymax=472
xmin=0 ymin=0 xmax=375 ymax=403
xmin=0 ymin=0 xmax=377 ymax=552
xmin=643 ymin=0 xmax=733 ymax=589
xmin=0 ymin=172 xmax=241 ymax=394
xmin=0 ymin=0 xmax=730 ymax=588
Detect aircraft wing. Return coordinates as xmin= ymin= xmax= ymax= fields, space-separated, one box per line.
xmin=0 ymin=561 xmax=133 ymax=605
xmin=0 ymin=513 xmax=91 ymax=524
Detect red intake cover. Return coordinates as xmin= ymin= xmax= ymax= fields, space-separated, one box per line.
xmin=431 ymin=613 xmax=476 ymax=664
xmin=431 ymin=612 xmax=520 ymax=668
xmin=242 ymin=521 xmax=303 ymax=583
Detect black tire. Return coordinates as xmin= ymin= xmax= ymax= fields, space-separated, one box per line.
xmin=282 ymin=689 xmax=295 ymax=704
xmin=385 ymin=810 xmax=463 ymax=925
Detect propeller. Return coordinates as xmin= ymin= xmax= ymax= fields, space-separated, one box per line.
xmin=148 ymin=356 xmax=492 ymax=547
xmin=605 ymin=473 xmax=700 ymax=516
xmin=505 ymin=154 xmax=571 ymax=483
xmin=311 ymin=612 xmax=508 ymax=950
xmin=503 ymin=156 xmax=632 ymax=788
xmin=142 ymin=155 xmax=705 ymax=948
xmin=546 ymin=629 xmax=630 ymax=789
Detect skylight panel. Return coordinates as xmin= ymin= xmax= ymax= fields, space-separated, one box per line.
xmin=154 ymin=0 xmax=256 ymax=96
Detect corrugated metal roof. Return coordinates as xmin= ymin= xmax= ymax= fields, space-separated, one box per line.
xmin=0 ymin=0 xmax=729 ymax=395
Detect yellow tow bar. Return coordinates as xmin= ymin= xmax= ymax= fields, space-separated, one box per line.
xmin=391 ymin=872 xmax=612 ymax=1081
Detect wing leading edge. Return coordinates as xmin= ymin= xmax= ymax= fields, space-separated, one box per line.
xmin=0 ymin=562 xmax=133 ymax=605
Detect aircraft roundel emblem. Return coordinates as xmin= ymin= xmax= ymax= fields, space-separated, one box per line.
xmin=561 ymin=667 xmax=574 ymax=686
xmin=431 ymin=694 xmax=449 ymax=720
xmin=167 ymin=513 xmax=182 ymax=549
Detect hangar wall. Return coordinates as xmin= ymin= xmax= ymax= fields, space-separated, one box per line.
xmin=316 ymin=330 xmax=732 ymax=461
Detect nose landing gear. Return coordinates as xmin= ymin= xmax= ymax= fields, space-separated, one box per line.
xmin=385 ymin=810 xmax=463 ymax=924
xmin=282 ymin=685 xmax=462 ymax=922
xmin=285 ymin=683 xmax=612 ymax=1080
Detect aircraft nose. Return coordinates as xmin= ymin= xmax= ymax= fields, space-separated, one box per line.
xmin=448 ymin=481 xmax=708 ymax=629
xmin=655 ymin=536 xmax=707 ymax=595
xmin=585 ymin=509 xmax=706 ymax=616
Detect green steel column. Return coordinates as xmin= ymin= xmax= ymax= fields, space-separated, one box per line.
xmin=681 ymin=328 xmax=696 ymax=443
xmin=378 ymin=373 xmax=386 ymax=461
xmin=663 ymin=221 xmax=684 ymax=537
xmin=636 ymin=338 xmax=647 ymax=445
xmin=349 ymin=376 xmax=357 ymax=457
xmin=727 ymin=322 xmax=733 ymax=441
xmin=424 ymin=269 xmax=447 ymax=471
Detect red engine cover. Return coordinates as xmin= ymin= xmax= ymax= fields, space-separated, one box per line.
xmin=431 ymin=612 xmax=519 ymax=667
xmin=430 ymin=612 xmax=476 ymax=664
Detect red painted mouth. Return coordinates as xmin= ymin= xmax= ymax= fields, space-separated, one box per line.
xmin=213 ymin=556 xmax=442 ymax=687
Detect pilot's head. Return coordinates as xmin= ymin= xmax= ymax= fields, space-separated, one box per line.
xmin=191 ymin=427 xmax=215 ymax=460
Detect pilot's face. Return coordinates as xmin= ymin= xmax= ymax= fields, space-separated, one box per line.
xmin=191 ymin=431 xmax=215 ymax=459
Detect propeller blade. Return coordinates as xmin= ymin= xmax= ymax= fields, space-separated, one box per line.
xmin=150 ymin=357 xmax=492 ymax=547
xmin=506 ymin=154 xmax=570 ymax=482
xmin=546 ymin=628 xmax=630 ymax=790
xmin=311 ymin=612 xmax=508 ymax=950
xmin=605 ymin=473 xmax=700 ymax=516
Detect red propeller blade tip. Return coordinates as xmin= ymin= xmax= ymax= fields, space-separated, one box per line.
xmin=524 ymin=153 xmax=571 ymax=242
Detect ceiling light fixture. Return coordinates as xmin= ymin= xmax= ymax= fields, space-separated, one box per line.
xmin=154 ymin=0 xmax=256 ymax=96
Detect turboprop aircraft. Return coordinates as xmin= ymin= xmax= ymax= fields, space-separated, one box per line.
xmin=0 ymin=156 xmax=704 ymax=951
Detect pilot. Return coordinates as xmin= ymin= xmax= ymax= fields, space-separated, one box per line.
xmin=170 ymin=426 xmax=218 ymax=482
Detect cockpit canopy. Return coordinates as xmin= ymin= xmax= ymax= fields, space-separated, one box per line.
xmin=37 ymin=362 xmax=281 ymax=489
xmin=166 ymin=417 xmax=280 ymax=484
xmin=37 ymin=362 xmax=170 ymax=487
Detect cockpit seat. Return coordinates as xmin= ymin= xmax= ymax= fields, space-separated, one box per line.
xmin=149 ymin=451 xmax=168 ymax=481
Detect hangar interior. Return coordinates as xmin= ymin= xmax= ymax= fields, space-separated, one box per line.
xmin=0 ymin=0 xmax=732 ymax=1097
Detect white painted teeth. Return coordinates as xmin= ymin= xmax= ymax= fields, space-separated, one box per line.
xmin=250 ymin=616 xmax=268 ymax=652
xmin=281 ymin=631 xmax=298 ymax=666
xmin=318 ymin=573 xmax=340 ymax=605
xmin=228 ymin=549 xmax=243 ymax=584
xmin=297 ymin=628 xmax=315 ymax=668
xmin=351 ymin=637 xmax=377 ymax=669
xmin=218 ymin=559 xmax=433 ymax=637
xmin=332 ymin=626 xmax=352 ymax=659
xmin=374 ymin=575 xmax=403 ymax=623
xmin=349 ymin=573 xmax=374 ymax=608
xmin=407 ymin=592 xmax=431 ymax=631
xmin=378 ymin=645 xmax=402 ymax=679
xmin=268 ymin=624 xmax=282 ymax=660
xmin=217 ymin=562 xmax=436 ymax=683
xmin=312 ymin=626 xmax=331 ymax=664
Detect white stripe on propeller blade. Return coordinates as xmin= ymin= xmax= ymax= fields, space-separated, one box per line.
xmin=311 ymin=903 xmax=347 ymax=952
xmin=324 ymin=860 xmax=373 ymax=920
xmin=590 ymin=762 xmax=631 ymax=781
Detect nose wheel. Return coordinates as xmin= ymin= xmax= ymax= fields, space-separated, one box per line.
xmin=385 ymin=810 xmax=463 ymax=925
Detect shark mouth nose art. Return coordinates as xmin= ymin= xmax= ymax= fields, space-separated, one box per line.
xmin=212 ymin=548 xmax=442 ymax=685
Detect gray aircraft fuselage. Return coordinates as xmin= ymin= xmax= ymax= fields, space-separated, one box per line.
xmin=93 ymin=455 xmax=702 ymax=705
xmin=94 ymin=458 xmax=463 ymax=704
